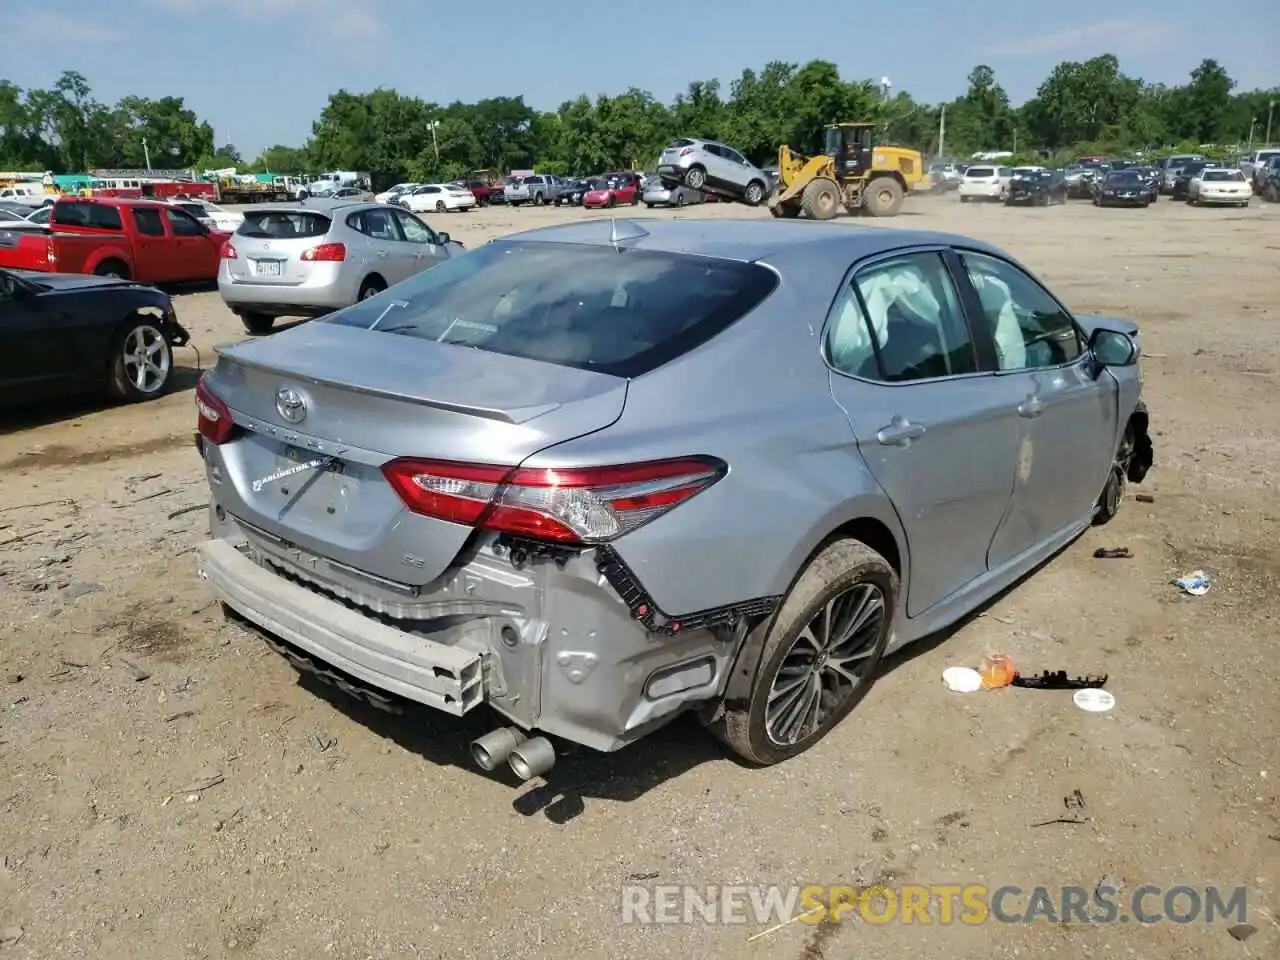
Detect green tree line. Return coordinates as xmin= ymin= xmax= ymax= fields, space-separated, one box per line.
xmin=2 ymin=58 xmax=1276 ymax=186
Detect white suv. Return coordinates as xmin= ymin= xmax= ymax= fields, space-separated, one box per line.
xmin=958 ymin=165 xmax=1013 ymax=202
xmin=656 ymin=138 xmax=771 ymax=206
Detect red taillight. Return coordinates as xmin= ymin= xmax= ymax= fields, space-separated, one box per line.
xmin=195 ymin=376 xmax=234 ymax=445
xmin=301 ymin=242 xmax=346 ymax=262
xmin=45 ymin=236 xmax=56 ymax=265
xmin=381 ymin=456 xmax=726 ymax=544
xmin=220 ymin=241 xmax=237 ymax=259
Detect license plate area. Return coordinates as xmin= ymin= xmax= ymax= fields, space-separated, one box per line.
xmin=253 ymin=258 xmax=283 ymax=277
xmin=255 ymin=441 xmax=357 ymax=522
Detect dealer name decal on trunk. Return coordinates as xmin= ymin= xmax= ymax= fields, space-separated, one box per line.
xmin=252 ymin=457 xmax=335 ymax=492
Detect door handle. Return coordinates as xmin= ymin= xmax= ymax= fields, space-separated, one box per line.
xmin=876 ymin=418 xmax=927 ymax=446
xmin=1017 ymin=397 xmax=1044 ymax=418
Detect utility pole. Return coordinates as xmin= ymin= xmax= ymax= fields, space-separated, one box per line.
xmin=429 ymin=121 xmax=440 ymax=162
xmin=1012 ymin=126 xmax=1018 ymax=155
xmin=1267 ymin=100 xmax=1276 ymax=146
xmin=938 ymin=105 xmax=946 ymax=160
xmin=142 ymin=138 xmax=152 ymax=171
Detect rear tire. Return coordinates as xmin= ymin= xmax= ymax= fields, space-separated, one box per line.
xmin=358 ymin=277 xmax=386 ymax=301
xmin=95 ymin=259 xmax=130 ymax=280
xmin=683 ymin=165 xmax=707 ymax=190
xmin=435 ymin=200 xmax=446 ymax=213
xmin=863 ymin=177 xmax=904 ymax=217
xmin=743 ymin=180 xmax=766 ymax=206
xmin=239 ymin=312 xmax=274 ymax=336
xmin=800 ymin=178 xmax=841 ymax=220
xmin=711 ymin=538 xmax=896 ymax=766
xmin=108 ymin=318 xmax=173 ymax=403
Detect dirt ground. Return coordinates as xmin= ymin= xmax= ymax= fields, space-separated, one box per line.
xmin=1 ymin=193 xmax=1278 ymax=960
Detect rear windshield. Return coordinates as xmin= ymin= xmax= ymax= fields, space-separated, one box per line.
xmin=668 ymin=139 xmax=695 ymax=148
xmin=237 ymin=211 xmax=331 ymax=239
xmin=321 ymin=240 xmax=780 ymax=377
xmin=53 ymin=202 xmax=123 ymax=230
xmin=1202 ymin=170 xmax=1244 ymax=181
xmin=521 ymin=176 xmax=542 ymax=185
xmin=966 ymin=167 xmax=994 ymax=178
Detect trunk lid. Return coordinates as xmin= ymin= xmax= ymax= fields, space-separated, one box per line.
xmin=205 ymin=322 xmax=627 ymax=586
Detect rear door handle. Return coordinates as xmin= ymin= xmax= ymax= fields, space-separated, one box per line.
xmin=876 ymin=418 xmax=927 ymax=446
xmin=1017 ymin=397 xmax=1044 ymax=418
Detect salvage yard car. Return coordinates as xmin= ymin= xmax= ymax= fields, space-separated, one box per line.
xmin=1005 ymin=169 xmax=1067 ymax=206
xmin=1093 ymin=170 xmax=1153 ymax=208
xmin=0 ymin=265 xmax=189 ymax=406
xmin=194 ymin=218 xmax=1153 ymax=777
xmin=1187 ymin=168 xmax=1252 ymax=207
xmin=217 ymin=201 xmax=462 ymax=334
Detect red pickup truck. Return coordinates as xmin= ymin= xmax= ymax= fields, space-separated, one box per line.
xmin=0 ymin=197 xmax=230 ymax=283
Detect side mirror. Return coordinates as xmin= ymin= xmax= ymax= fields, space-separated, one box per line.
xmin=1089 ymin=328 xmax=1136 ymax=367
xmin=437 ymin=232 xmax=451 ymax=245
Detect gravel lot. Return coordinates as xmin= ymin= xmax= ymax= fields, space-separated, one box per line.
xmin=1 ymin=194 xmax=1278 ymax=960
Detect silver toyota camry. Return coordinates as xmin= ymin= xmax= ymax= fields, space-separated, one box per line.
xmin=195 ymin=217 xmax=1153 ymax=778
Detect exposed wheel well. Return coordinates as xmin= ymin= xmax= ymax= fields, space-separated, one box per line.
xmin=361 ymin=273 xmax=387 ymax=292
xmin=829 ymin=517 xmax=902 ymax=577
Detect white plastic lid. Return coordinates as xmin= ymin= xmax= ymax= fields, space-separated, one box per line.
xmin=942 ymin=666 xmax=983 ymax=693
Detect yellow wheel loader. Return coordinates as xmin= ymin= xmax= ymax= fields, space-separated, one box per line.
xmin=767 ymin=122 xmax=929 ymax=220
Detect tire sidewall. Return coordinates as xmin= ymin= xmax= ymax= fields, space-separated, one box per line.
xmin=111 ymin=322 xmax=172 ymax=402
xmin=738 ymin=542 xmax=897 ymax=765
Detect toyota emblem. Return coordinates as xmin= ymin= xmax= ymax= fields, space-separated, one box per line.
xmin=275 ymin=386 xmax=306 ymax=423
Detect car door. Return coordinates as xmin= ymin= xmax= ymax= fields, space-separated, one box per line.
xmin=163 ymin=207 xmax=218 ymax=281
xmin=349 ymin=207 xmax=413 ymax=285
xmin=824 ymin=248 xmax=1019 ymax=617
xmin=391 ymin=209 xmax=451 ymax=274
xmin=954 ymin=249 xmax=1119 ymax=570
xmin=129 ymin=206 xmax=175 ymax=281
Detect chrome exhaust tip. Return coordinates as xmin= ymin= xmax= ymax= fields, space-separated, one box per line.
xmin=470 ymin=727 xmax=526 ymax=772
xmin=508 ymin=736 xmax=556 ymax=781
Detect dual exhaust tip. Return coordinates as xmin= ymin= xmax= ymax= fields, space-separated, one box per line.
xmin=470 ymin=727 xmax=555 ymax=780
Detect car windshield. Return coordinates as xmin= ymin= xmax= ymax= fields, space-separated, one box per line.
xmin=1107 ymin=173 xmax=1142 ymax=184
xmin=320 ymin=240 xmax=780 ymax=377
xmin=1202 ymin=170 xmax=1244 ymax=181
xmin=237 ymin=210 xmax=332 ymax=239
xmin=521 ymin=176 xmax=542 ymax=185
xmin=966 ymin=167 xmax=995 ymax=178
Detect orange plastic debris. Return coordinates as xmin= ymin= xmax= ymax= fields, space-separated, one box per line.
xmin=980 ymin=653 xmax=1016 ymax=689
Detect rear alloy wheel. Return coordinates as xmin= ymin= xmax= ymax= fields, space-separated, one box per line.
xmin=743 ymin=180 xmax=766 ymax=206
xmin=1093 ymin=422 xmax=1134 ymax=525
xmin=684 ymin=165 xmax=707 ymax=190
xmin=95 ymin=259 xmax=130 ymax=280
xmin=109 ymin=321 xmax=172 ymax=403
xmin=435 ymin=200 xmax=446 ymax=213
xmin=358 ymin=277 xmax=386 ymax=301
xmin=712 ymin=539 xmax=896 ymax=765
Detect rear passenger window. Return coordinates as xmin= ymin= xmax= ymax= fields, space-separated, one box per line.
xmin=826 ymin=252 xmax=978 ymax=383
xmin=53 ymin=202 xmax=123 ymax=230
xmin=347 ymin=208 xmax=401 ymax=241
xmin=132 ymin=208 xmax=165 ymax=236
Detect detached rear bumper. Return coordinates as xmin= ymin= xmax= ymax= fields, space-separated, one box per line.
xmin=197 ymin=539 xmax=484 ymax=715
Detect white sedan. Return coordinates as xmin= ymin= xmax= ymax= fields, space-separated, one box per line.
xmin=0 ymin=205 xmax=52 ymax=230
xmin=399 ymin=183 xmax=477 ymax=213
xmin=170 ymin=199 xmax=244 ymax=231
xmin=1188 ymin=168 xmax=1252 ymax=207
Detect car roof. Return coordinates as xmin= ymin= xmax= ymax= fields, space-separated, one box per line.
xmin=504 ymin=217 xmax=1005 ymax=265
xmin=236 ymin=200 xmax=381 ymax=216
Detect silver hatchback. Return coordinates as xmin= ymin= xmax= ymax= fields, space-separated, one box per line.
xmin=217 ymin=201 xmax=460 ymax=335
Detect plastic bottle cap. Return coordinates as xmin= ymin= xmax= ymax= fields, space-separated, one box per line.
xmin=1074 ymin=688 xmax=1116 ymax=713
xmin=942 ymin=666 xmax=983 ymax=693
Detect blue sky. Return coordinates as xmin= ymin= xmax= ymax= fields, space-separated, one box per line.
xmin=6 ymin=0 xmax=1275 ymax=157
